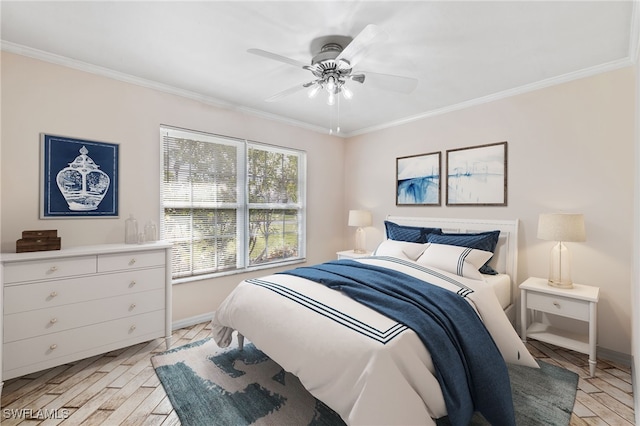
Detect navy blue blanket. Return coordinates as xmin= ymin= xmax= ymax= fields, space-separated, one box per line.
xmin=278 ymin=259 xmax=515 ymax=426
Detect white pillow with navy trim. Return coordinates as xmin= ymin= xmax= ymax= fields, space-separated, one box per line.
xmin=415 ymin=243 xmax=493 ymax=280
xmin=373 ymin=240 xmax=429 ymax=261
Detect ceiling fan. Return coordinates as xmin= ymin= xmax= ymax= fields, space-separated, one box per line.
xmin=248 ymin=24 xmax=418 ymax=105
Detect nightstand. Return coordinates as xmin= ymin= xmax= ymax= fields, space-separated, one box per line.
xmin=520 ymin=277 xmax=600 ymax=376
xmin=337 ymin=250 xmax=372 ymax=260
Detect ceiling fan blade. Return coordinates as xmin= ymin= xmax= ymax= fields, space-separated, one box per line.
xmin=359 ymin=71 xmax=418 ymax=94
xmin=349 ymin=74 xmax=366 ymax=84
xmin=265 ymin=82 xmax=314 ymax=103
xmin=247 ymin=48 xmax=308 ymax=69
xmin=336 ymin=24 xmax=388 ymax=68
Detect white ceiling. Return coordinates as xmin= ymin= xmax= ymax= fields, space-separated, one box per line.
xmin=1 ymin=1 xmax=638 ymax=136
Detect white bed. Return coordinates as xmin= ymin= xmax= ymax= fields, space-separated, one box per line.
xmin=384 ymin=215 xmax=520 ymax=323
xmin=211 ymin=216 xmax=535 ymax=425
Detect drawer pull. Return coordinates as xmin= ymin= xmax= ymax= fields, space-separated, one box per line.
xmin=129 ymin=280 xmax=136 ymax=287
xmin=130 ymin=325 xmax=137 ymax=332
xmin=49 ymin=344 xmax=57 ymax=350
xmin=130 ymin=303 xmax=137 ymax=310
xmin=129 ymin=258 xmax=137 ymax=266
xmin=553 ymin=301 xmax=561 ymax=308
xmin=49 ymin=291 xmax=58 ymax=298
xmin=50 ymin=318 xmax=58 ymax=324
xmin=49 ymin=266 xmax=58 ymax=273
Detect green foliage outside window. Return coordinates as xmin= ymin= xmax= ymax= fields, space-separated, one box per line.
xmin=161 ymin=127 xmax=305 ymax=280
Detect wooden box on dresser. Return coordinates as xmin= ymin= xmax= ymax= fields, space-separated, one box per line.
xmin=0 ymin=242 xmax=173 ymax=396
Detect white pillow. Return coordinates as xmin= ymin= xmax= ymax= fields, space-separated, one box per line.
xmin=373 ymin=240 xmax=429 ymax=261
xmin=415 ymin=243 xmax=492 ymax=280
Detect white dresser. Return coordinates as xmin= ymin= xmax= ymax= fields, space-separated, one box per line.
xmin=0 ymin=242 xmax=172 ymax=393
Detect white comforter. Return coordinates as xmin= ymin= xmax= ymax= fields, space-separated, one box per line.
xmin=211 ymin=256 xmax=537 ymax=425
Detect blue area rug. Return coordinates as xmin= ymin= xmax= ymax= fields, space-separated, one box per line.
xmin=152 ymin=338 xmax=578 ymax=426
xmin=152 ymin=338 xmax=344 ymax=426
xmin=438 ymin=359 xmax=579 ymax=425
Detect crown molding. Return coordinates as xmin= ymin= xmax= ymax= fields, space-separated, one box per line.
xmin=0 ymin=41 xmax=336 ymax=137
xmin=0 ymin=41 xmax=236 ymax=110
xmin=346 ymin=57 xmax=634 ymax=138
xmin=2 ymin=40 xmax=632 ymax=140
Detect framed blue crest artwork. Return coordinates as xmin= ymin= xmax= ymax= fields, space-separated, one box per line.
xmin=40 ymin=134 xmax=119 ymax=218
xmin=396 ymin=151 xmax=441 ymax=206
xmin=446 ymin=141 xmax=507 ymax=206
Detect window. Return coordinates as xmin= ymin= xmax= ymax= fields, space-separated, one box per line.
xmin=160 ymin=126 xmax=306 ymax=281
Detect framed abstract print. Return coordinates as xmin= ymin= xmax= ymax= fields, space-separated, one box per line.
xmin=446 ymin=141 xmax=507 ymax=206
xmin=396 ymin=151 xmax=441 ymax=206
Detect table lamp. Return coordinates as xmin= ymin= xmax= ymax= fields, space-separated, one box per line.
xmin=537 ymin=213 xmax=586 ymax=289
xmin=348 ymin=210 xmax=372 ymax=253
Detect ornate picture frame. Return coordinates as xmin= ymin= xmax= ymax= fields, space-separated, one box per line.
xmin=446 ymin=141 xmax=507 ymax=206
xmin=396 ymin=151 xmax=441 ymax=206
xmin=41 ymin=134 xmax=119 ymax=218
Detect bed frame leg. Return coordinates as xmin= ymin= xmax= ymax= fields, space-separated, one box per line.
xmin=238 ymin=333 xmax=244 ymax=351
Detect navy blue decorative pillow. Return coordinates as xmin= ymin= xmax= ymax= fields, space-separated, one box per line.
xmin=426 ymin=230 xmax=500 ymax=274
xmin=384 ymin=221 xmax=442 ymax=243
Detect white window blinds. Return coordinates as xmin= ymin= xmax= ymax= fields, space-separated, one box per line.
xmin=161 ymin=126 xmax=306 ymax=281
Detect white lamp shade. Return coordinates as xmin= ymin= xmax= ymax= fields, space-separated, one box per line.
xmin=537 ymin=213 xmax=586 ymax=242
xmin=348 ymin=210 xmax=372 ymax=227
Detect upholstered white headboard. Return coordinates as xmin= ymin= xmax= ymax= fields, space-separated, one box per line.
xmin=385 ymin=216 xmax=520 ymax=321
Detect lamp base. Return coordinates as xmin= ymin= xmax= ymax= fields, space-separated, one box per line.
xmin=547 ymin=242 xmax=574 ymax=289
xmin=354 ymin=227 xmax=366 ymax=254
xmin=547 ymin=279 xmax=574 ymax=289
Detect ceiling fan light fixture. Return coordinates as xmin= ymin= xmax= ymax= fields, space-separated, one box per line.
xmin=326 ymin=76 xmax=337 ymax=92
xmin=248 ymin=23 xmax=419 ymax=121
xmin=342 ymin=86 xmax=353 ymax=100
xmin=327 ymin=91 xmax=336 ymax=106
xmin=308 ymin=84 xmax=321 ymax=99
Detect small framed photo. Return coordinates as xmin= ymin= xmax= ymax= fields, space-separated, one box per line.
xmin=41 ymin=134 xmax=119 ymax=218
xmin=396 ymin=151 xmax=441 ymax=206
xmin=446 ymin=141 xmax=507 ymax=206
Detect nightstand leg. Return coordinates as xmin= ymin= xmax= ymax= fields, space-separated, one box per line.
xmin=520 ymin=289 xmax=527 ymax=342
xmin=589 ymin=301 xmax=597 ymax=377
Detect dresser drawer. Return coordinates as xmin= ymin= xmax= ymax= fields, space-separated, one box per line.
xmin=98 ymin=250 xmax=165 ymax=272
xmin=4 ymin=289 xmax=165 ymax=342
xmin=2 ymin=256 xmax=96 ymax=284
xmin=4 ymin=267 xmax=165 ymax=314
xmin=527 ymin=291 xmax=589 ymax=321
xmin=3 ymin=310 xmax=165 ymax=373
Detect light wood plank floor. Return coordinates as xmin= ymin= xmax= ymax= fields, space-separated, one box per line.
xmin=1 ymin=322 xmax=634 ymax=425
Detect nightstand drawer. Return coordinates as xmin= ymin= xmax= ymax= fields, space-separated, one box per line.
xmin=527 ymin=292 xmax=589 ymax=321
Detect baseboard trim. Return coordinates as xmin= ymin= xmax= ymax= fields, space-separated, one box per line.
xmin=598 ymin=346 xmax=632 ymax=367
xmin=172 ymin=312 xmax=215 ymax=331
xmin=633 ymin=356 xmax=639 ymax=426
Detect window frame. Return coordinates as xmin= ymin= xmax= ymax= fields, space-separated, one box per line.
xmin=160 ymin=125 xmax=306 ymax=284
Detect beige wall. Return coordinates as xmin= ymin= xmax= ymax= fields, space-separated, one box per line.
xmin=1 ymin=51 xmax=635 ymax=357
xmin=0 ymin=52 xmax=346 ymax=322
xmin=345 ymin=67 xmax=635 ymax=356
